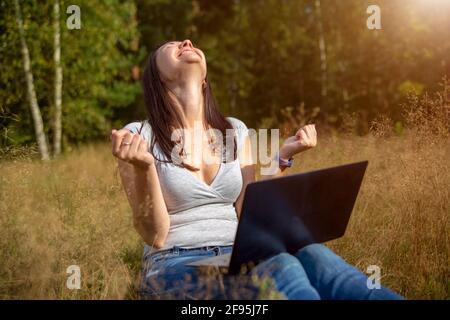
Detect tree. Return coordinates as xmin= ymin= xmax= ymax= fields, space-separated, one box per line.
xmin=314 ymin=0 xmax=328 ymax=104
xmin=1 ymin=0 xmax=141 ymax=154
xmin=53 ymin=0 xmax=62 ymax=156
xmin=13 ymin=0 xmax=50 ymax=160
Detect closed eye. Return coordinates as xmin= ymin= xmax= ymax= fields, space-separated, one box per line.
xmin=161 ymin=42 xmax=179 ymax=51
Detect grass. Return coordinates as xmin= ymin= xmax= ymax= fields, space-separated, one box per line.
xmin=0 ymin=129 xmax=448 ymax=299
xmin=1 ymin=82 xmax=449 ymax=299
xmin=0 ymin=144 xmax=141 ymax=299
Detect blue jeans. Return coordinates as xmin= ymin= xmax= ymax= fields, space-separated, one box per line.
xmin=139 ymin=243 xmax=404 ymax=300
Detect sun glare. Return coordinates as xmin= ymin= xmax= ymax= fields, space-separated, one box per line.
xmin=416 ymin=0 xmax=450 ymax=7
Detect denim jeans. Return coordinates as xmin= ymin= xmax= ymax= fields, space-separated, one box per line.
xmin=139 ymin=243 xmax=404 ymax=300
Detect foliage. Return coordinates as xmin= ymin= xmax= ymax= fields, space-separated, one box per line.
xmin=1 ymin=0 xmax=449 ymax=150
xmin=0 ymin=0 xmax=141 ymax=151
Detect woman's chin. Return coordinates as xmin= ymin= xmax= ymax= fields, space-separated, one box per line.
xmin=178 ymin=53 xmax=202 ymax=62
xmin=179 ymin=57 xmax=202 ymax=64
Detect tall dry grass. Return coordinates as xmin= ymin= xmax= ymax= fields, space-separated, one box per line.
xmin=0 ymin=83 xmax=449 ymax=299
xmin=0 ymin=145 xmax=142 ymax=299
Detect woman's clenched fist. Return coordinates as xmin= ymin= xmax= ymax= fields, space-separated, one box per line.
xmin=111 ymin=129 xmax=154 ymax=169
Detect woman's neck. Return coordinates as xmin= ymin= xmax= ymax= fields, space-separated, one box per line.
xmin=166 ymin=77 xmax=205 ymax=129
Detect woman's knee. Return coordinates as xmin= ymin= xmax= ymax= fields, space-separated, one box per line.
xmin=252 ymin=253 xmax=321 ymax=300
xmin=260 ymin=252 xmax=300 ymax=269
xmin=295 ymin=243 xmax=345 ymax=266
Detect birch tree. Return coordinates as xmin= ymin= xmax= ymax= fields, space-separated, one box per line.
xmin=314 ymin=0 xmax=328 ymax=103
xmin=13 ymin=0 xmax=50 ymax=160
xmin=53 ymin=0 xmax=62 ymax=156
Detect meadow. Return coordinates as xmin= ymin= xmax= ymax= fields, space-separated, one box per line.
xmin=1 ymin=94 xmax=449 ymax=299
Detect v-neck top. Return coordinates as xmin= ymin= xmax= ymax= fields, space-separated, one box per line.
xmin=123 ymin=117 xmax=249 ymax=253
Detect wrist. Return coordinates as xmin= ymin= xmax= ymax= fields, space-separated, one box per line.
xmin=132 ymin=160 xmax=154 ymax=173
xmin=278 ymin=147 xmax=293 ymax=161
xmin=276 ymin=150 xmax=294 ymax=170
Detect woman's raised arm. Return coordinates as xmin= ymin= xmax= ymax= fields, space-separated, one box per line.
xmin=111 ymin=129 xmax=170 ymax=249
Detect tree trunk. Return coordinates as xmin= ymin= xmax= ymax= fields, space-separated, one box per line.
xmin=14 ymin=0 xmax=50 ymax=160
xmin=314 ymin=0 xmax=328 ymax=103
xmin=53 ymin=0 xmax=63 ymax=156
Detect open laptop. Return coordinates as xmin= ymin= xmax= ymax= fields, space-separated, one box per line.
xmin=187 ymin=160 xmax=368 ymax=275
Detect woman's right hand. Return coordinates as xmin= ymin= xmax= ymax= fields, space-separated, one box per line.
xmin=111 ymin=129 xmax=154 ymax=169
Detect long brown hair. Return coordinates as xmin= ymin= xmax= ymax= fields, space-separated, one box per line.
xmin=140 ymin=40 xmax=236 ymax=171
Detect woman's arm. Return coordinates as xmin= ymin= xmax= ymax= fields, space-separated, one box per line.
xmin=112 ymin=129 xmax=170 ymax=249
xmin=234 ymin=134 xmax=290 ymax=217
xmin=234 ymin=124 xmax=317 ymax=217
xmin=260 ymin=124 xmax=317 ymax=180
xmin=234 ymin=134 xmax=256 ymax=218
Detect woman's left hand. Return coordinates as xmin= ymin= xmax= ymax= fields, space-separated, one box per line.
xmin=279 ymin=124 xmax=317 ymax=159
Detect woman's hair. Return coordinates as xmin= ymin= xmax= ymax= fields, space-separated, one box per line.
xmin=140 ymin=40 xmax=236 ymax=171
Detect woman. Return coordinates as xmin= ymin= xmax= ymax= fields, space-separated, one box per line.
xmin=111 ymin=39 xmax=403 ymax=300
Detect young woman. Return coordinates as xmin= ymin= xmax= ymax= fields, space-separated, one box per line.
xmin=111 ymin=39 xmax=403 ymax=300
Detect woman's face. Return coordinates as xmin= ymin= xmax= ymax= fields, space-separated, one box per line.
xmin=155 ymin=39 xmax=207 ymax=83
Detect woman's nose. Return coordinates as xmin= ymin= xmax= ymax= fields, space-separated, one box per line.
xmin=180 ymin=39 xmax=194 ymax=49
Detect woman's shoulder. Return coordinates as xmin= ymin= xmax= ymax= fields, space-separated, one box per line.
xmin=122 ymin=120 xmax=153 ymax=141
xmin=122 ymin=120 xmax=165 ymax=159
xmin=226 ymin=117 xmax=249 ymax=149
xmin=226 ymin=116 xmax=248 ymax=131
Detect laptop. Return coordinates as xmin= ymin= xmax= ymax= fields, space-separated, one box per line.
xmin=187 ymin=160 xmax=368 ymax=275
